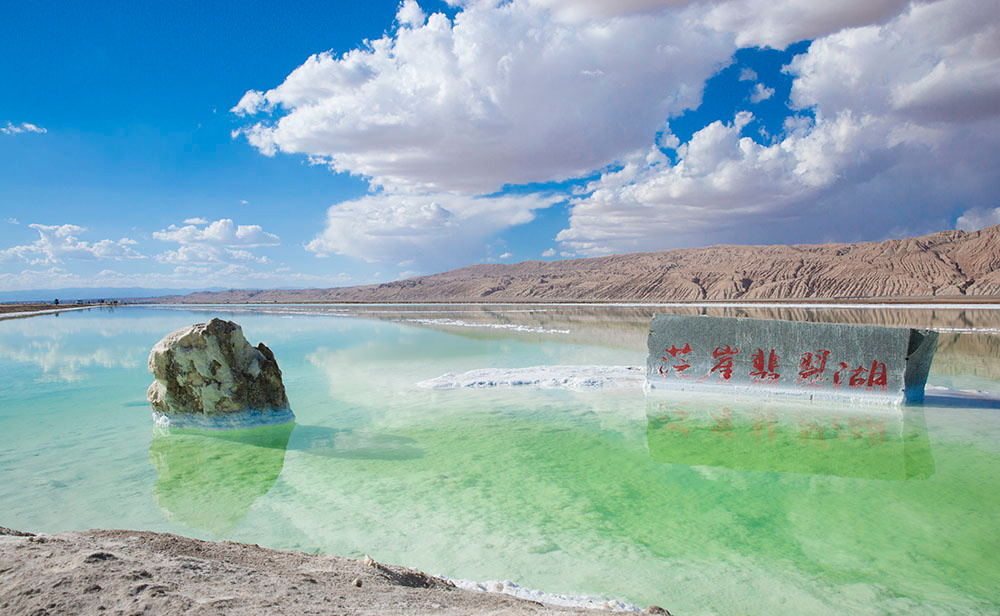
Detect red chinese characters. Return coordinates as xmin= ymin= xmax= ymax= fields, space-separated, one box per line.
xmin=654 ymin=339 xmax=891 ymax=395
xmin=799 ymin=412 xmax=829 ymax=449
xmin=849 ymin=415 xmax=886 ymax=445
xmin=751 ymin=410 xmax=777 ymax=442
xmin=706 ymin=345 xmax=739 ymax=381
xmin=658 ymin=342 xmax=693 ymax=378
xmin=750 ymin=348 xmax=780 ymax=382
xmin=711 ymin=407 xmax=733 ymax=440
xmin=666 ymin=409 xmax=690 ymax=436
xmin=834 ymin=359 xmax=888 ymax=392
xmin=796 ymin=350 xmax=831 ymax=387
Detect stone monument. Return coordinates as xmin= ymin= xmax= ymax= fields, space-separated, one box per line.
xmin=646 ymin=314 xmax=938 ymax=404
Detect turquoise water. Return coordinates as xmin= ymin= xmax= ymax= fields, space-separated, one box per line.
xmin=2 ymin=304 xmax=999 ymax=615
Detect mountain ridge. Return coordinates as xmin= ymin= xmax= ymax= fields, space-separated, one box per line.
xmin=155 ymin=225 xmax=1000 ymax=303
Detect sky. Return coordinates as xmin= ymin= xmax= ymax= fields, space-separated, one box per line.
xmin=1 ymin=0 xmax=999 ymax=294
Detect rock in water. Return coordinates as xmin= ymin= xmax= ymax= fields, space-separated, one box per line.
xmin=147 ymin=318 xmax=294 ymax=428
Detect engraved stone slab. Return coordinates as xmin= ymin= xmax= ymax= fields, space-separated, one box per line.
xmin=646 ymin=314 xmax=938 ymax=404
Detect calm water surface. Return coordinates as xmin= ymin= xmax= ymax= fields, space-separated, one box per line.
xmin=1 ymin=304 xmax=999 ymax=615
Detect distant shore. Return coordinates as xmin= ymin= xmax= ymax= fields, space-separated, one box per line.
xmin=137 ymin=296 xmax=1000 ymax=307
xmin=0 ymin=527 xmax=659 ymax=615
xmin=0 ymin=303 xmax=96 ymax=320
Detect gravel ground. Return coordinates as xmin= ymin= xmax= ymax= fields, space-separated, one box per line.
xmin=0 ymin=527 xmax=671 ymax=615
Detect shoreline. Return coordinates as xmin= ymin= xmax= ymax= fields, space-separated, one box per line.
xmin=140 ymin=299 xmax=1000 ymax=309
xmin=0 ymin=527 xmax=661 ymax=615
xmin=0 ymin=304 xmax=96 ymax=321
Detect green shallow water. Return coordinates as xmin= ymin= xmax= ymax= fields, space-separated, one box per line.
xmin=1 ymin=305 xmax=999 ymax=615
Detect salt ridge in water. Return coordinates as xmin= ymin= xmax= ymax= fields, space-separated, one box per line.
xmin=404 ymin=318 xmax=571 ymax=334
xmin=417 ymin=365 xmax=645 ymax=390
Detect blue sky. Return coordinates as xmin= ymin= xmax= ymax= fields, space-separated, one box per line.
xmin=2 ymin=0 xmax=998 ymax=293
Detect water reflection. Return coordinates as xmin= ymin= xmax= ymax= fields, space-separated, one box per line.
xmin=149 ymin=423 xmax=293 ymax=535
xmin=645 ymin=396 xmax=934 ymax=480
xmin=148 ymin=423 xmax=423 ymax=535
xmin=290 ymin=425 xmax=424 ymax=461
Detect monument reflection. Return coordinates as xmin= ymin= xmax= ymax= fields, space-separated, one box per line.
xmin=149 ymin=423 xmax=293 ymax=535
xmin=645 ymin=396 xmax=934 ymax=480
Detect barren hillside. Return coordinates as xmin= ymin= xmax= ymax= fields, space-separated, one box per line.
xmin=165 ymin=225 xmax=1000 ymax=303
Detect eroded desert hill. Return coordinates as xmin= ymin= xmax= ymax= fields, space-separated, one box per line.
xmin=169 ymin=225 xmax=1000 ymax=303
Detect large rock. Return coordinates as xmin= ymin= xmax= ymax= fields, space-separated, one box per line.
xmin=147 ymin=318 xmax=293 ymax=428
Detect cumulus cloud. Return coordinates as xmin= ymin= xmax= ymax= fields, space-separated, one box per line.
xmin=499 ymin=252 xmax=512 ymax=259
xmin=230 ymin=0 xmax=997 ymax=264
xmin=0 ymin=265 xmax=352 ymax=293
xmin=183 ymin=217 xmax=208 ymax=224
xmin=558 ymin=0 xmax=1000 ymax=254
xmin=955 ymin=207 xmax=1000 ymax=231
xmin=1 ymin=122 xmax=47 ymax=135
xmin=542 ymin=248 xmax=556 ymax=257
xmin=396 ymin=0 xmax=426 ymax=27
xmin=0 ymin=224 xmax=144 ymax=265
xmin=787 ymin=0 xmax=1000 ymax=123
xmin=153 ymin=218 xmax=279 ymax=247
xmin=152 ymin=218 xmax=279 ymax=264
xmin=6 ymin=218 xmax=19 ymax=225
xmin=749 ymin=82 xmax=774 ymax=103
xmin=306 ymin=192 xmax=553 ymax=266
xmin=703 ymin=0 xmax=911 ymax=48
xmin=232 ymin=0 xmax=732 ymax=194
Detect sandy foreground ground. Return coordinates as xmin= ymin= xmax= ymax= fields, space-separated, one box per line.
xmin=0 ymin=527 xmax=670 ymax=615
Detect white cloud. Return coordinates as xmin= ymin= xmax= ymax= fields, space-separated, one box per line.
xmin=397 ymin=0 xmax=426 ymax=28
xmin=499 ymin=252 xmax=512 ymax=259
xmin=787 ymin=0 xmax=1000 ymax=123
xmin=0 ymin=224 xmax=144 ymax=265
xmin=1 ymin=122 xmax=47 ymax=135
xmin=542 ymin=248 xmax=556 ymax=257
xmin=522 ymin=0 xmax=685 ymax=22
xmin=240 ymin=200 xmax=248 ymax=205
xmin=153 ymin=218 xmax=279 ymax=247
xmin=227 ymin=0 xmax=997 ymax=264
xmin=749 ymin=82 xmax=774 ymax=103
xmin=231 ymin=1 xmax=733 ymax=194
xmin=557 ymin=0 xmax=1000 ymax=254
xmin=154 ymin=245 xmax=247 ymax=265
xmin=6 ymin=218 xmax=19 ymax=225
xmin=231 ymin=90 xmax=267 ymax=117
xmin=306 ymin=192 xmax=553 ymax=266
xmin=0 ymin=265 xmax=352 ymax=293
xmin=703 ymin=0 xmax=911 ymax=49
xmin=955 ymin=207 xmax=1000 ymax=231
xmin=182 ymin=217 xmax=208 ymax=224
xmin=152 ymin=218 xmax=279 ymax=265
xmin=523 ymin=0 xmax=912 ymax=47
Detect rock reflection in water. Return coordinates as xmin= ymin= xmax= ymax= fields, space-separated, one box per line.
xmin=645 ymin=396 xmax=934 ymax=480
xmin=149 ymin=423 xmax=423 ymax=535
xmin=149 ymin=423 xmax=293 ymax=535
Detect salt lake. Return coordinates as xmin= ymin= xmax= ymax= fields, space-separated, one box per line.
xmin=1 ymin=304 xmax=998 ymax=615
